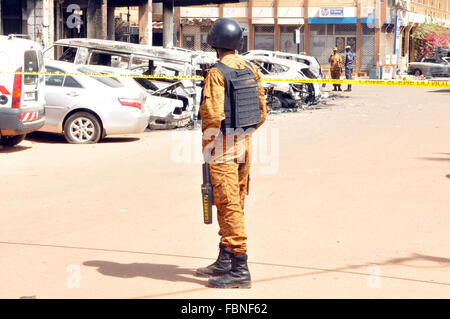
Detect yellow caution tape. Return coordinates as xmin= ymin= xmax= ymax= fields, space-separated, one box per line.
xmin=1 ymin=71 xmax=449 ymax=88
xmin=264 ymin=78 xmax=450 ymax=88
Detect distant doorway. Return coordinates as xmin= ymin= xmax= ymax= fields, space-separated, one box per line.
xmin=2 ymin=0 xmax=23 ymax=35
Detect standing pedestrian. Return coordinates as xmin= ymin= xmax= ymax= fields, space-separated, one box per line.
xmin=196 ymin=18 xmax=267 ymax=289
xmin=329 ymin=47 xmax=343 ymax=91
xmin=344 ymin=45 xmax=355 ymax=92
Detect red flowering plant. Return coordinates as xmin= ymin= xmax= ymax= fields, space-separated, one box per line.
xmin=412 ymin=21 xmax=450 ymax=61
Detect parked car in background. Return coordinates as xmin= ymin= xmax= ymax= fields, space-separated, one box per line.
xmin=0 ymin=35 xmax=46 ymax=146
xmin=41 ymin=60 xmax=149 ymax=144
xmin=407 ymin=57 xmax=450 ymax=77
xmin=44 ymin=38 xmax=205 ymax=118
xmin=82 ymin=64 xmax=195 ymax=130
xmin=241 ymin=50 xmax=323 ymax=79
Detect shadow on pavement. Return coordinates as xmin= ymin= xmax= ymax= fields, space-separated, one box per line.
xmin=26 ymin=132 xmax=66 ymax=144
xmin=0 ymin=241 xmax=448 ymax=298
xmin=0 ymin=145 xmax=31 ymax=154
xmin=419 ymin=153 xmax=450 ymax=162
xmin=26 ymin=132 xmax=140 ymax=144
xmin=420 ymin=157 xmax=450 ymax=161
xmin=83 ymin=260 xmax=206 ymax=286
xmin=99 ymin=137 xmax=140 ymax=143
xmin=427 ymin=89 xmax=450 ymax=93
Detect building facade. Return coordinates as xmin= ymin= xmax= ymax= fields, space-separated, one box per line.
xmin=1 ymin=0 xmax=449 ymax=73
xmin=178 ymin=0 xmax=450 ymax=73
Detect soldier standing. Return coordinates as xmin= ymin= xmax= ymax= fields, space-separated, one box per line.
xmin=196 ymin=18 xmax=267 ymax=289
xmin=329 ymin=47 xmax=343 ymax=91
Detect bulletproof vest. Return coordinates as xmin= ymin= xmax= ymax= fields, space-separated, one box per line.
xmin=213 ymin=62 xmax=261 ymax=133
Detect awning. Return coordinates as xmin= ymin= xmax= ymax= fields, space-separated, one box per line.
xmin=308 ymin=17 xmax=357 ymax=24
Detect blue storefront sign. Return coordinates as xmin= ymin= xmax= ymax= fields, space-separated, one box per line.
xmin=310 ymin=7 xmax=355 ymax=24
xmin=319 ymin=7 xmax=344 ymax=18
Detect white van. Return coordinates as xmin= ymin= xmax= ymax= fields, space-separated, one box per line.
xmin=0 ymin=35 xmax=45 ymax=146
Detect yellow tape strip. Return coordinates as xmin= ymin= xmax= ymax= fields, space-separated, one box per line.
xmin=1 ymin=71 xmax=449 ymax=88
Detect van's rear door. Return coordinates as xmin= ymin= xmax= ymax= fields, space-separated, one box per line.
xmin=20 ymin=49 xmax=45 ymax=122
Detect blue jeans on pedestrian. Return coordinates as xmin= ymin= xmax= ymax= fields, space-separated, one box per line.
xmin=345 ymin=67 xmax=353 ymax=79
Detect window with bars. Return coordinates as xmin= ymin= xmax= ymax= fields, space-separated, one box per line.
xmin=279 ymin=25 xmax=304 ymax=54
xmin=254 ymin=25 xmax=275 ymax=51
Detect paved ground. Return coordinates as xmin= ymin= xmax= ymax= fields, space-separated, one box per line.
xmin=0 ymin=85 xmax=449 ymax=299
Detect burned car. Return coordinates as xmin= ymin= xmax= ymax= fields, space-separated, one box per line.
xmin=243 ymin=56 xmax=326 ymax=110
xmin=407 ymin=47 xmax=450 ymax=77
xmin=80 ymin=64 xmax=195 ymax=130
xmin=407 ymin=56 xmax=450 ymax=77
xmin=242 ymin=50 xmax=323 ymax=79
xmin=44 ymin=39 xmax=203 ymax=124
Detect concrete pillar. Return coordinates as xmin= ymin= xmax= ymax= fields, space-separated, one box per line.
xmin=26 ymin=0 xmax=39 ymax=42
xmin=274 ymin=0 xmax=279 ymax=51
xmin=54 ymin=0 xmax=62 ymax=58
xmin=410 ymin=24 xmax=417 ymax=62
xmin=107 ymin=6 xmax=115 ymax=40
xmin=404 ymin=24 xmax=412 ymax=62
xmin=304 ymin=0 xmax=309 ymax=55
xmin=22 ymin=0 xmax=27 ymax=35
xmin=139 ymin=0 xmax=152 ymax=45
xmin=163 ymin=0 xmax=173 ymax=48
xmin=176 ymin=6 xmax=182 ymax=46
xmin=87 ymin=0 xmax=107 ymax=39
xmin=375 ymin=27 xmax=381 ymax=66
xmin=356 ymin=2 xmax=362 ymax=74
xmin=0 ymin=0 xmax=3 ymax=35
xmin=248 ymin=0 xmax=253 ymax=50
xmin=42 ymin=0 xmax=53 ymax=49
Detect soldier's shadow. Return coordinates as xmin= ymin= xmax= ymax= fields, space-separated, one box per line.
xmin=83 ymin=260 xmax=206 ymax=286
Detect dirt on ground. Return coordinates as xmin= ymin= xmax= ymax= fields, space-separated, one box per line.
xmin=0 ymin=85 xmax=449 ymax=299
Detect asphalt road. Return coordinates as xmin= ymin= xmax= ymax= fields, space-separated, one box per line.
xmin=0 ymin=85 xmax=449 ymax=298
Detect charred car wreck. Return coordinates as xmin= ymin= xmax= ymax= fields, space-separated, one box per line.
xmin=44 ymin=39 xmax=202 ymax=129
xmin=242 ymin=56 xmax=326 ymax=111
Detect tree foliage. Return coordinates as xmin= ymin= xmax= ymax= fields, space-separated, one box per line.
xmin=412 ymin=22 xmax=450 ymax=61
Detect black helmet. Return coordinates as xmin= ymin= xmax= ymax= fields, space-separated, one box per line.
xmin=207 ymin=18 xmax=243 ymax=51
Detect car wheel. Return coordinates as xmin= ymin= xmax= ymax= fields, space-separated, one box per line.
xmin=414 ymin=69 xmax=422 ymax=76
xmin=63 ymin=112 xmax=101 ymax=144
xmin=0 ymin=134 xmax=26 ymax=147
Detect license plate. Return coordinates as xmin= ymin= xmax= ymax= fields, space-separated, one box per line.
xmin=23 ymin=92 xmax=36 ymax=101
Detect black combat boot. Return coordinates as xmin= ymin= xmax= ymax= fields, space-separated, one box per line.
xmin=332 ymin=85 xmax=337 ymax=91
xmin=345 ymin=85 xmax=352 ymax=92
xmin=207 ymin=253 xmax=251 ymax=288
xmin=195 ymin=244 xmax=232 ymax=277
xmin=338 ymin=85 xmax=342 ymax=91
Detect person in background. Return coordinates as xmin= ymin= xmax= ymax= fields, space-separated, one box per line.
xmin=344 ymin=45 xmax=355 ymax=92
xmin=329 ymin=47 xmax=343 ymax=92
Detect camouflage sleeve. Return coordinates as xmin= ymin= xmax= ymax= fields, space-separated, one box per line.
xmin=199 ymin=67 xmax=225 ymax=149
xmin=251 ymin=63 xmax=267 ymax=129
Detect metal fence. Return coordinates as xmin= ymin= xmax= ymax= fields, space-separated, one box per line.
xmin=180 ymin=22 xmax=249 ymax=53
xmin=254 ymin=25 xmax=275 ymax=51
xmin=279 ymin=25 xmax=304 ymax=54
xmin=360 ymin=23 xmax=376 ymax=71
xmin=180 ymin=23 xmax=216 ymax=52
xmin=180 ymin=22 xmax=376 ymax=71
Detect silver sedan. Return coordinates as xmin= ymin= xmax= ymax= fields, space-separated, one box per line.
xmin=41 ymin=60 xmax=149 ymax=143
